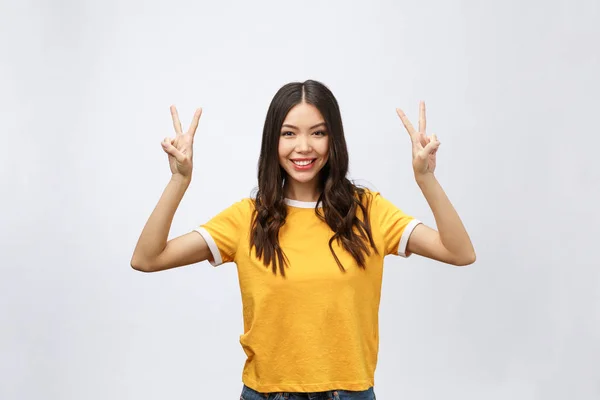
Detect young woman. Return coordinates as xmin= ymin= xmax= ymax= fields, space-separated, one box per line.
xmin=131 ymin=80 xmax=475 ymax=399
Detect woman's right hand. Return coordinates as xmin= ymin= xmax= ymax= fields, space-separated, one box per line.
xmin=161 ymin=105 xmax=203 ymax=180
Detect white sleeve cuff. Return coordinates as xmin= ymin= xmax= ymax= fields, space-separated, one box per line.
xmin=398 ymin=219 xmax=422 ymax=258
xmin=193 ymin=227 xmax=223 ymax=266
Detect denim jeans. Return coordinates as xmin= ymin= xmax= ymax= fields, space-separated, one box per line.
xmin=240 ymin=384 xmax=376 ymax=400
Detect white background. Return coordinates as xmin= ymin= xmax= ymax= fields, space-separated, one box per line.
xmin=1 ymin=0 xmax=599 ymax=398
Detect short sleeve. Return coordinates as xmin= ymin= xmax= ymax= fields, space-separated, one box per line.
xmin=192 ymin=198 xmax=253 ymax=266
xmin=372 ymin=191 xmax=422 ymax=257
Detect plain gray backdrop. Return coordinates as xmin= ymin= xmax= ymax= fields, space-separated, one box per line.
xmin=1 ymin=0 xmax=599 ymax=399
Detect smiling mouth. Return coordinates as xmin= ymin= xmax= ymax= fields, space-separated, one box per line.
xmin=291 ymin=159 xmax=316 ymax=166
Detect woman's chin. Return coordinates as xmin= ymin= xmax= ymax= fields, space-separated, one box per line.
xmin=285 ymin=169 xmax=321 ymax=184
xmin=288 ymin=174 xmax=317 ymax=184
xmin=282 ymin=160 xmax=326 ymax=185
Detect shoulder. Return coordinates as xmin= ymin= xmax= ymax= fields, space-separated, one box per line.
xmin=228 ymin=197 xmax=256 ymax=215
xmin=355 ymin=188 xmax=404 ymax=220
xmin=208 ymin=197 xmax=256 ymax=221
xmin=238 ymin=197 xmax=256 ymax=208
xmin=354 ymin=187 xmax=383 ymax=206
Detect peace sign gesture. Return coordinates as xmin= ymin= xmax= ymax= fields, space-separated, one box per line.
xmin=396 ymin=101 xmax=440 ymax=177
xmin=161 ymin=106 xmax=202 ymax=179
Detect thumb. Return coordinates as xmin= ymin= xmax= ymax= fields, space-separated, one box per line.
xmin=161 ymin=137 xmax=186 ymax=163
xmin=423 ymin=134 xmax=440 ymax=155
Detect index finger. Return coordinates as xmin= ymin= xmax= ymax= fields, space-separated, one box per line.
xmin=419 ymin=101 xmax=426 ymax=134
xmin=187 ymin=108 xmax=203 ymax=137
xmin=170 ymin=105 xmax=183 ymax=136
xmin=396 ymin=108 xmax=417 ymax=136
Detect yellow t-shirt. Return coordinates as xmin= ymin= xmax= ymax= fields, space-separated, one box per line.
xmin=193 ymin=190 xmax=421 ymax=393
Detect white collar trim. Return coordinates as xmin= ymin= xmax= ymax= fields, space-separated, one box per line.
xmin=284 ymin=198 xmax=322 ymax=208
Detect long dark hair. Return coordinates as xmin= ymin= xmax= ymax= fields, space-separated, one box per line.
xmin=250 ymin=80 xmax=377 ymax=276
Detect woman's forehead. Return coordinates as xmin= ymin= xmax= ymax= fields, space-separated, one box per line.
xmin=282 ymin=103 xmax=325 ymax=128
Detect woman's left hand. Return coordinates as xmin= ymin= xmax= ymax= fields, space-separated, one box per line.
xmin=396 ymin=101 xmax=440 ymax=178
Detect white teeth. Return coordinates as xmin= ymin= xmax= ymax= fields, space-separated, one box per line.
xmin=292 ymin=160 xmax=313 ymax=166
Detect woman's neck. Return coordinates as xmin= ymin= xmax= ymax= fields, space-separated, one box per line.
xmin=283 ymin=181 xmax=321 ymax=202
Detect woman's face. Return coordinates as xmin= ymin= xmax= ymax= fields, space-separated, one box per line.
xmin=278 ymin=102 xmax=330 ymax=187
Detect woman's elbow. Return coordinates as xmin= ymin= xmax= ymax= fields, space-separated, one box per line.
xmin=130 ymin=256 xmax=154 ymax=273
xmin=455 ymin=251 xmax=476 ymax=266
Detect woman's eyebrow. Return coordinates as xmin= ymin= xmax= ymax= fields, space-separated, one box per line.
xmin=281 ymin=122 xmax=327 ymax=130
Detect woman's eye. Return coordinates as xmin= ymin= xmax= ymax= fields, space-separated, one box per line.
xmin=313 ymin=131 xmax=327 ymax=136
xmin=281 ymin=131 xmax=294 ymax=136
